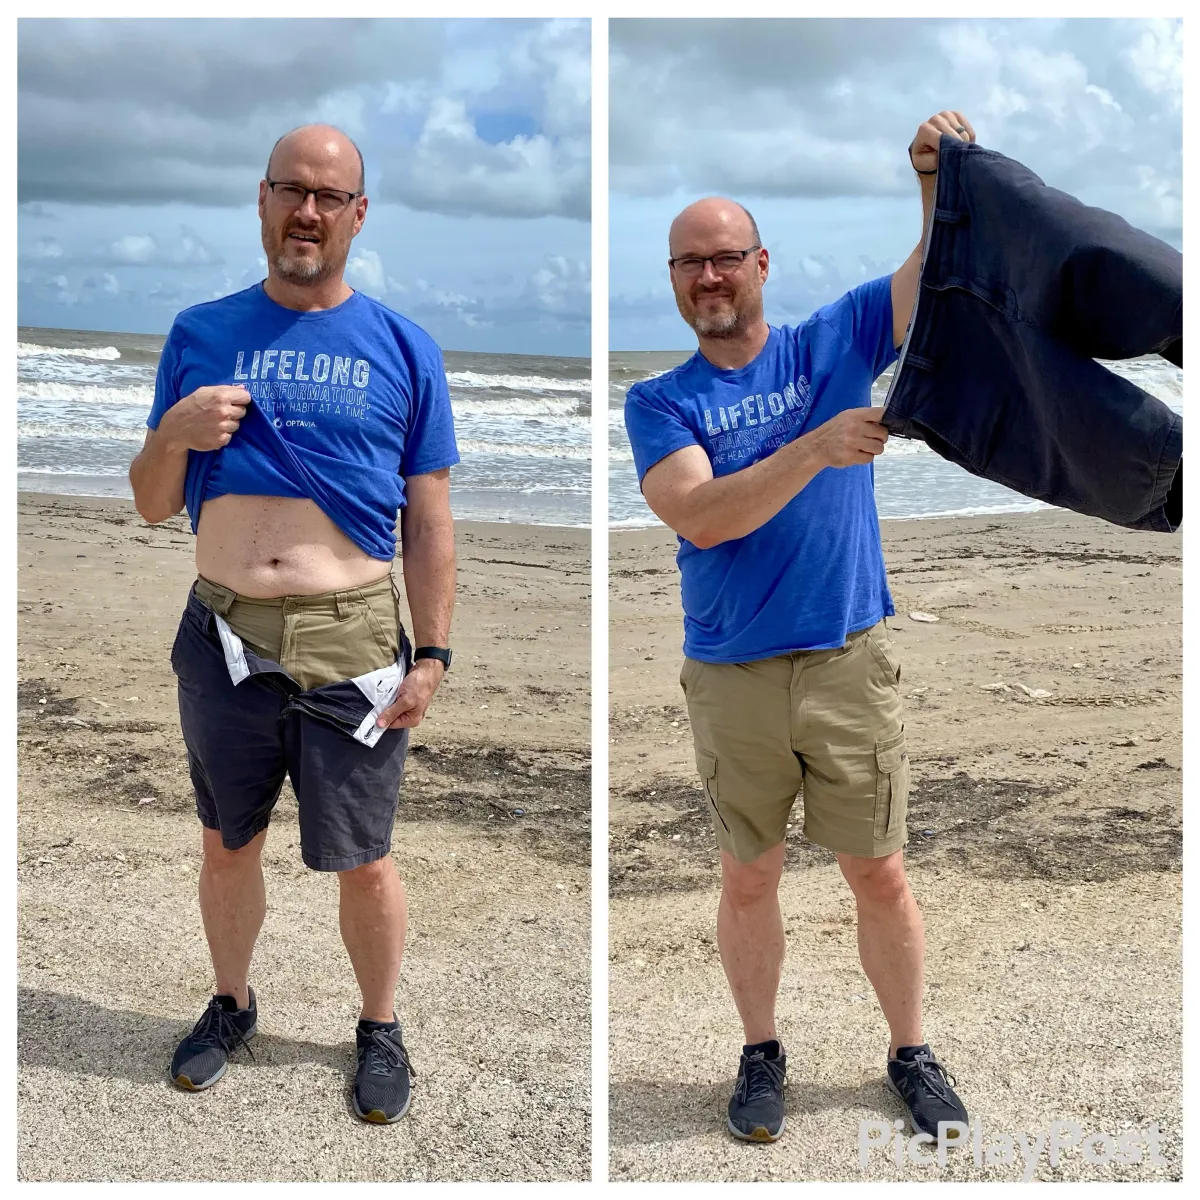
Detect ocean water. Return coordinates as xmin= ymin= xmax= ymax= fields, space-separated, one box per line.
xmin=609 ymin=350 xmax=1184 ymax=527
xmin=17 ymin=326 xmax=591 ymax=528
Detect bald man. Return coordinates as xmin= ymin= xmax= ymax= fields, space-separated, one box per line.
xmin=129 ymin=124 xmax=458 ymax=1123
xmin=623 ymin=113 xmax=975 ymax=1145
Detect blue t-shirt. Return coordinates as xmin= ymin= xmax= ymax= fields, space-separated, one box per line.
xmin=147 ymin=283 xmax=459 ymax=562
xmin=624 ymin=276 xmax=899 ymax=662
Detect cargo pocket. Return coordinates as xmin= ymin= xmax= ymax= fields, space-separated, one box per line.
xmin=873 ymin=730 xmax=910 ymax=840
xmin=695 ymin=747 xmax=729 ymax=834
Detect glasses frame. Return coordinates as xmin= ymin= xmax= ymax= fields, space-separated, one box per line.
xmin=265 ymin=179 xmax=363 ymax=213
xmin=668 ymin=245 xmax=762 ymax=276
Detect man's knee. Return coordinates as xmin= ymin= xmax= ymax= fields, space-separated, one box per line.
xmin=338 ymin=854 xmax=398 ymax=892
xmin=201 ymin=826 xmax=266 ymax=872
xmin=721 ymin=845 xmax=784 ymax=910
xmin=839 ymin=850 xmax=909 ymax=906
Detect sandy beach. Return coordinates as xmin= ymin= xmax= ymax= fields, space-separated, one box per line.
xmin=609 ymin=509 xmax=1181 ymax=1182
xmin=16 ymin=494 xmax=590 ymax=1182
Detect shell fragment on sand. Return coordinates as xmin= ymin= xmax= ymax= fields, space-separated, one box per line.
xmin=908 ymin=611 xmax=940 ymax=623
xmin=1014 ymin=683 xmax=1053 ymax=699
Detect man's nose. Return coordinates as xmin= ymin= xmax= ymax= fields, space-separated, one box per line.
xmin=296 ymin=192 xmax=321 ymax=220
xmin=698 ymin=259 xmax=721 ymax=284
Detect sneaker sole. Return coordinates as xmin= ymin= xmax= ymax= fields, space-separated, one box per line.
xmin=170 ymin=1022 xmax=257 ymax=1092
xmin=884 ymin=1074 xmax=965 ymax=1146
xmin=727 ymin=1115 xmax=786 ymax=1143
xmin=353 ymin=1090 xmax=412 ymax=1125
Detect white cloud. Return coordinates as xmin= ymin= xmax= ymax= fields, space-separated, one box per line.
xmin=108 ymin=235 xmax=156 ymax=264
xmin=379 ymin=95 xmax=587 ymax=220
xmin=346 ymin=248 xmax=387 ymax=297
xmin=610 ymin=18 xmax=1180 ymax=236
xmin=25 ymin=236 xmax=63 ymax=261
xmin=99 ymin=228 xmax=221 ymax=268
xmin=1123 ymin=19 xmax=1182 ymax=110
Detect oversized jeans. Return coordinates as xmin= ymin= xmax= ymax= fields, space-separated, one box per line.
xmin=882 ymin=135 xmax=1182 ymax=532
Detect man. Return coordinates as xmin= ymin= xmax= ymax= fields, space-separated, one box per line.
xmin=129 ymin=124 xmax=457 ymax=1125
xmin=623 ymin=112 xmax=975 ymax=1145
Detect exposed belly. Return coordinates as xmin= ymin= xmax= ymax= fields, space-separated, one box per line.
xmin=195 ymin=495 xmax=392 ymax=597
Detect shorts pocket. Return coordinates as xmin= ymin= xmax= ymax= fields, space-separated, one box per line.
xmin=695 ymin=747 xmax=729 ymax=833
xmin=866 ymin=627 xmax=902 ymax=687
xmin=873 ymin=730 xmax=910 ymax=840
xmin=679 ymin=656 xmax=698 ymax=692
xmin=358 ymin=599 xmax=399 ymax=663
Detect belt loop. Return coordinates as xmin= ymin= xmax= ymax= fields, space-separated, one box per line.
xmin=335 ymin=591 xmax=351 ymax=621
xmin=208 ymin=584 xmax=236 ymax=617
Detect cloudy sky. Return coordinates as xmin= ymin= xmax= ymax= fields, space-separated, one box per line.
xmin=18 ymin=18 xmax=590 ymax=356
xmin=610 ymin=17 xmax=1182 ymax=351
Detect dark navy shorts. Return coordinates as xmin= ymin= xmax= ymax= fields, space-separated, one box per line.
xmin=170 ymin=586 xmax=412 ymax=872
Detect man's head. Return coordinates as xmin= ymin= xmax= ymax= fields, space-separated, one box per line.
xmin=668 ymin=198 xmax=768 ymax=339
xmin=258 ymin=124 xmax=367 ymax=288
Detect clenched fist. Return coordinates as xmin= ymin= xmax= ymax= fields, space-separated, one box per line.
xmin=808 ymin=406 xmax=889 ymax=469
xmin=160 ymin=385 xmax=251 ymax=452
xmin=909 ymin=110 xmax=975 ymax=176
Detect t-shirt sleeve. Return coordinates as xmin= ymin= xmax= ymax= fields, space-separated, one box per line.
xmin=401 ymin=342 xmax=460 ymax=477
xmin=146 ymin=321 xmax=186 ymax=431
xmin=817 ymin=275 xmax=898 ymax=379
xmin=624 ymin=382 xmax=701 ymax=484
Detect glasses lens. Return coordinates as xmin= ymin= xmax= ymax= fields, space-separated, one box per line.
xmin=711 ymin=254 xmax=746 ymax=272
xmin=674 ymin=258 xmax=705 ymax=276
xmin=272 ymin=184 xmax=306 ymax=207
xmin=315 ymin=190 xmax=351 ymax=214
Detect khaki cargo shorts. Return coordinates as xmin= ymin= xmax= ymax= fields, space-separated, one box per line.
xmin=193 ymin=574 xmax=401 ymax=692
xmin=680 ymin=620 xmax=910 ymax=863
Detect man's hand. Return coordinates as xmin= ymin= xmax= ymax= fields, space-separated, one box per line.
xmin=159 ymin=385 xmax=251 ymax=452
xmin=909 ymin=110 xmax=975 ymax=175
xmin=807 ymin=407 xmax=889 ymax=468
xmin=375 ymin=658 xmax=445 ymax=730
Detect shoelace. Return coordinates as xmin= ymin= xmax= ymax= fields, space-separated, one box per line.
xmin=190 ymin=998 xmax=255 ymax=1060
xmin=361 ymin=1028 xmax=417 ymax=1080
xmin=900 ymin=1052 xmax=957 ymax=1105
xmin=736 ymin=1052 xmax=785 ymax=1104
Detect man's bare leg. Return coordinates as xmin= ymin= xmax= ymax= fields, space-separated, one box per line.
xmin=338 ymin=855 xmax=408 ymax=1023
xmin=198 ymin=826 xmax=267 ymax=1010
xmin=717 ymin=843 xmax=786 ymax=1044
xmin=837 ymin=849 xmax=925 ymax=1054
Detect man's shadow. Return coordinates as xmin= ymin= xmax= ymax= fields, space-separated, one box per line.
xmin=609 ymin=1074 xmax=896 ymax=1149
xmin=17 ymin=986 xmax=350 ymax=1087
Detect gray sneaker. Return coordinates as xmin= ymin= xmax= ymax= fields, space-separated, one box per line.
xmin=353 ymin=1020 xmax=416 ymax=1124
xmin=170 ymin=988 xmax=257 ymax=1091
xmin=727 ymin=1040 xmax=787 ymax=1142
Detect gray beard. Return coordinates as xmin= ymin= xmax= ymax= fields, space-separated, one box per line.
xmin=693 ymin=307 xmax=743 ymax=338
xmin=271 ymin=250 xmax=329 ymax=284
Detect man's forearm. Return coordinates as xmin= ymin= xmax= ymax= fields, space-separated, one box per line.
xmin=129 ymin=428 xmax=189 ymax=524
xmin=671 ymin=434 xmax=826 ymax=549
xmin=891 ymin=176 xmax=937 ymax=349
xmin=400 ymin=512 xmax=456 ymax=648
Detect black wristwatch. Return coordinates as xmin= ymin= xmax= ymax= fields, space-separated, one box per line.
xmin=413 ymin=646 xmax=452 ymax=672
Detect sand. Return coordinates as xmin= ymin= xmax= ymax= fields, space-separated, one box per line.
xmin=608 ymin=509 xmax=1181 ymax=1182
xmin=16 ymin=493 xmax=590 ymax=1182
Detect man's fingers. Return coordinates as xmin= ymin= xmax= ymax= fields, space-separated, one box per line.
xmin=951 ymin=111 xmax=975 ymax=141
xmin=377 ymin=691 xmax=419 ymax=728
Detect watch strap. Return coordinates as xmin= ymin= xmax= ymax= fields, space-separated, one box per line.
xmin=413 ymin=646 xmax=452 ymax=671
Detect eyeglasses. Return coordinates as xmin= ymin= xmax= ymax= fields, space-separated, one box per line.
xmin=265 ymin=180 xmax=362 ymax=214
xmin=669 ymin=246 xmax=761 ymax=277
